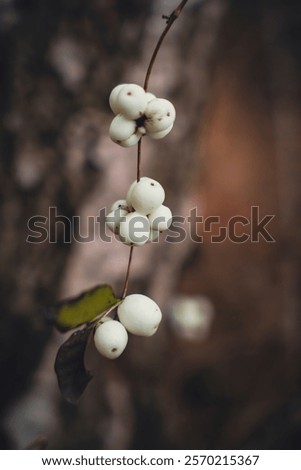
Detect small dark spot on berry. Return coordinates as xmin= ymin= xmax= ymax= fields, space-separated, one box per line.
xmin=112 ymin=348 xmax=117 ymax=352
xmin=167 ymin=112 xmax=170 ymax=117
xmin=127 ymin=92 xmax=132 ymax=96
xmin=151 ymin=182 xmax=155 ymax=186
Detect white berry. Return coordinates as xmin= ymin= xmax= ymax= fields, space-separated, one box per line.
xmin=118 ymin=132 xmax=142 ymax=148
xmin=109 ymin=84 xmax=127 ymax=114
xmin=148 ymin=205 xmax=172 ymax=231
xmin=145 ymin=92 xmax=156 ymax=102
xmin=125 ymin=177 xmax=147 ymax=206
xmin=109 ymin=114 xmax=136 ymax=143
xmin=119 ymin=211 xmax=150 ymax=246
xmin=148 ymin=123 xmax=173 ymax=140
xmin=117 ymin=294 xmax=162 ymax=336
xmin=94 ymin=320 xmax=128 ymax=359
xmin=128 ymin=177 xmax=165 ymax=215
xmin=115 ymin=84 xmax=147 ymax=120
xmin=125 ymin=182 xmax=136 ymax=208
xmin=111 ymin=199 xmax=128 ymax=212
xmin=145 ymin=98 xmax=176 ymax=133
xmin=106 ymin=208 xmax=128 ymax=234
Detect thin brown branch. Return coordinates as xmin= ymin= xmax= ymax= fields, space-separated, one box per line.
xmin=122 ymin=0 xmax=189 ymax=299
xmin=143 ymin=0 xmax=189 ymax=91
xmin=137 ymin=138 xmax=142 ymax=182
xmin=121 ymin=245 xmax=134 ymax=299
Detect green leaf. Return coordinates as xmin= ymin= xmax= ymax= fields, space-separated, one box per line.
xmin=46 ymin=284 xmax=120 ymax=331
xmin=55 ymin=327 xmax=93 ymax=404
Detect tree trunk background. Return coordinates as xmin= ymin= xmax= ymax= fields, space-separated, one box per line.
xmin=1 ymin=0 xmax=301 ymax=450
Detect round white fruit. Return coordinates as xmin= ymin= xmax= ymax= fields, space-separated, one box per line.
xmin=111 ymin=199 xmax=128 ymax=212
xmin=126 ymin=180 xmax=137 ymax=207
xmin=148 ymin=123 xmax=173 ymax=140
xmin=118 ymin=132 xmax=141 ymax=148
xmin=119 ymin=211 xmax=150 ymax=245
xmin=94 ymin=320 xmax=128 ymax=359
xmin=148 ymin=205 xmax=172 ymax=231
xmin=145 ymin=98 xmax=176 ymax=133
xmin=126 ymin=177 xmax=149 ymax=207
xmin=116 ymin=84 xmax=147 ymax=120
xmin=109 ymin=114 xmax=136 ymax=143
xmin=136 ymin=125 xmax=146 ymax=136
xmin=117 ymin=294 xmax=162 ymax=336
xmin=128 ymin=177 xmax=165 ymax=215
xmin=109 ymin=84 xmax=127 ymax=114
xmin=145 ymin=92 xmax=156 ymax=102
xmin=106 ymin=208 xmax=128 ymax=234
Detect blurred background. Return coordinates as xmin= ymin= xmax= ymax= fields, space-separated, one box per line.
xmin=1 ymin=0 xmax=301 ymax=450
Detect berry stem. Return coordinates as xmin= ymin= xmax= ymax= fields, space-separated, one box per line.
xmin=122 ymin=0 xmax=189 ymax=300
xmin=143 ymin=0 xmax=189 ymax=92
xmin=137 ymin=138 xmax=142 ymax=182
xmin=121 ymin=245 xmax=134 ymax=299
xmin=137 ymin=0 xmax=189 ymax=181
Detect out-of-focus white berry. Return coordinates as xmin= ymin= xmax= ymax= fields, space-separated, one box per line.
xmin=117 ymin=293 xmax=162 ymax=337
xmin=145 ymin=98 xmax=176 ymax=133
xmin=116 ymin=84 xmax=147 ymax=120
xmin=94 ymin=320 xmax=128 ymax=359
xmin=106 ymin=208 xmax=128 ymax=234
xmin=118 ymin=132 xmax=142 ymax=148
xmin=148 ymin=205 xmax=172 ymax=231
xmin=109 ymin=114 xmax=136 ymax=142
xmin=128 ymin=177 xmax=165 ymax=215
xmin=145 ymin=92 xmax=156 ymax=102
xmin=169 ymin=295 xmax=215 ymax=341
xmin=109 ymin=84 xmax=127 ymax=114
xmin=119 ymin=211 xmax=150 ymax=245
xmin=148 ymin=123 xmax=173 ymax=140
xmin=111 ymin=199 xmax=128 ymax=212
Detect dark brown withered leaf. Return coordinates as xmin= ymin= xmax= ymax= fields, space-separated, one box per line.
xmin=54 ymin=327 xmax=93 ymax=404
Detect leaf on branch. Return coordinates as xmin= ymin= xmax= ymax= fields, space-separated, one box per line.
xmin=54 ymin=327 xmax=93 ymax=404
xmin=46 ymin=284 xmax=120 ymax=331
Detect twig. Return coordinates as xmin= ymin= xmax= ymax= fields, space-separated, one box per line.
xmin=143 ymin=0 xmax=189 ymax=91
xmin=121 ymin=245 xmax=134 ymax=299
xmin=137 ymin=138 xmax=142 ymax=182
xmin=122 ymin=0 xmax=189 ymax=299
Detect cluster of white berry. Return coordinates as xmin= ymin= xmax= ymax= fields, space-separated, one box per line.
xmin=109 ymin=83 xmax=176 ymax=147
xmin=94 ymin=294 xmax=162 ymax=359
xmin=93 ymin=83 xmax=175 ymax=360
xmin=106 ymin=176 xmax=172 ymax=246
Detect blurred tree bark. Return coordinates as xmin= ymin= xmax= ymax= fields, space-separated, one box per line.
xmin=175 ymin=0 xmax=301 ymax=449
xmin=0 ymin=0 xmax=151 ymax=448
xmin=1 ymin=0 xmax=301 ymax=451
